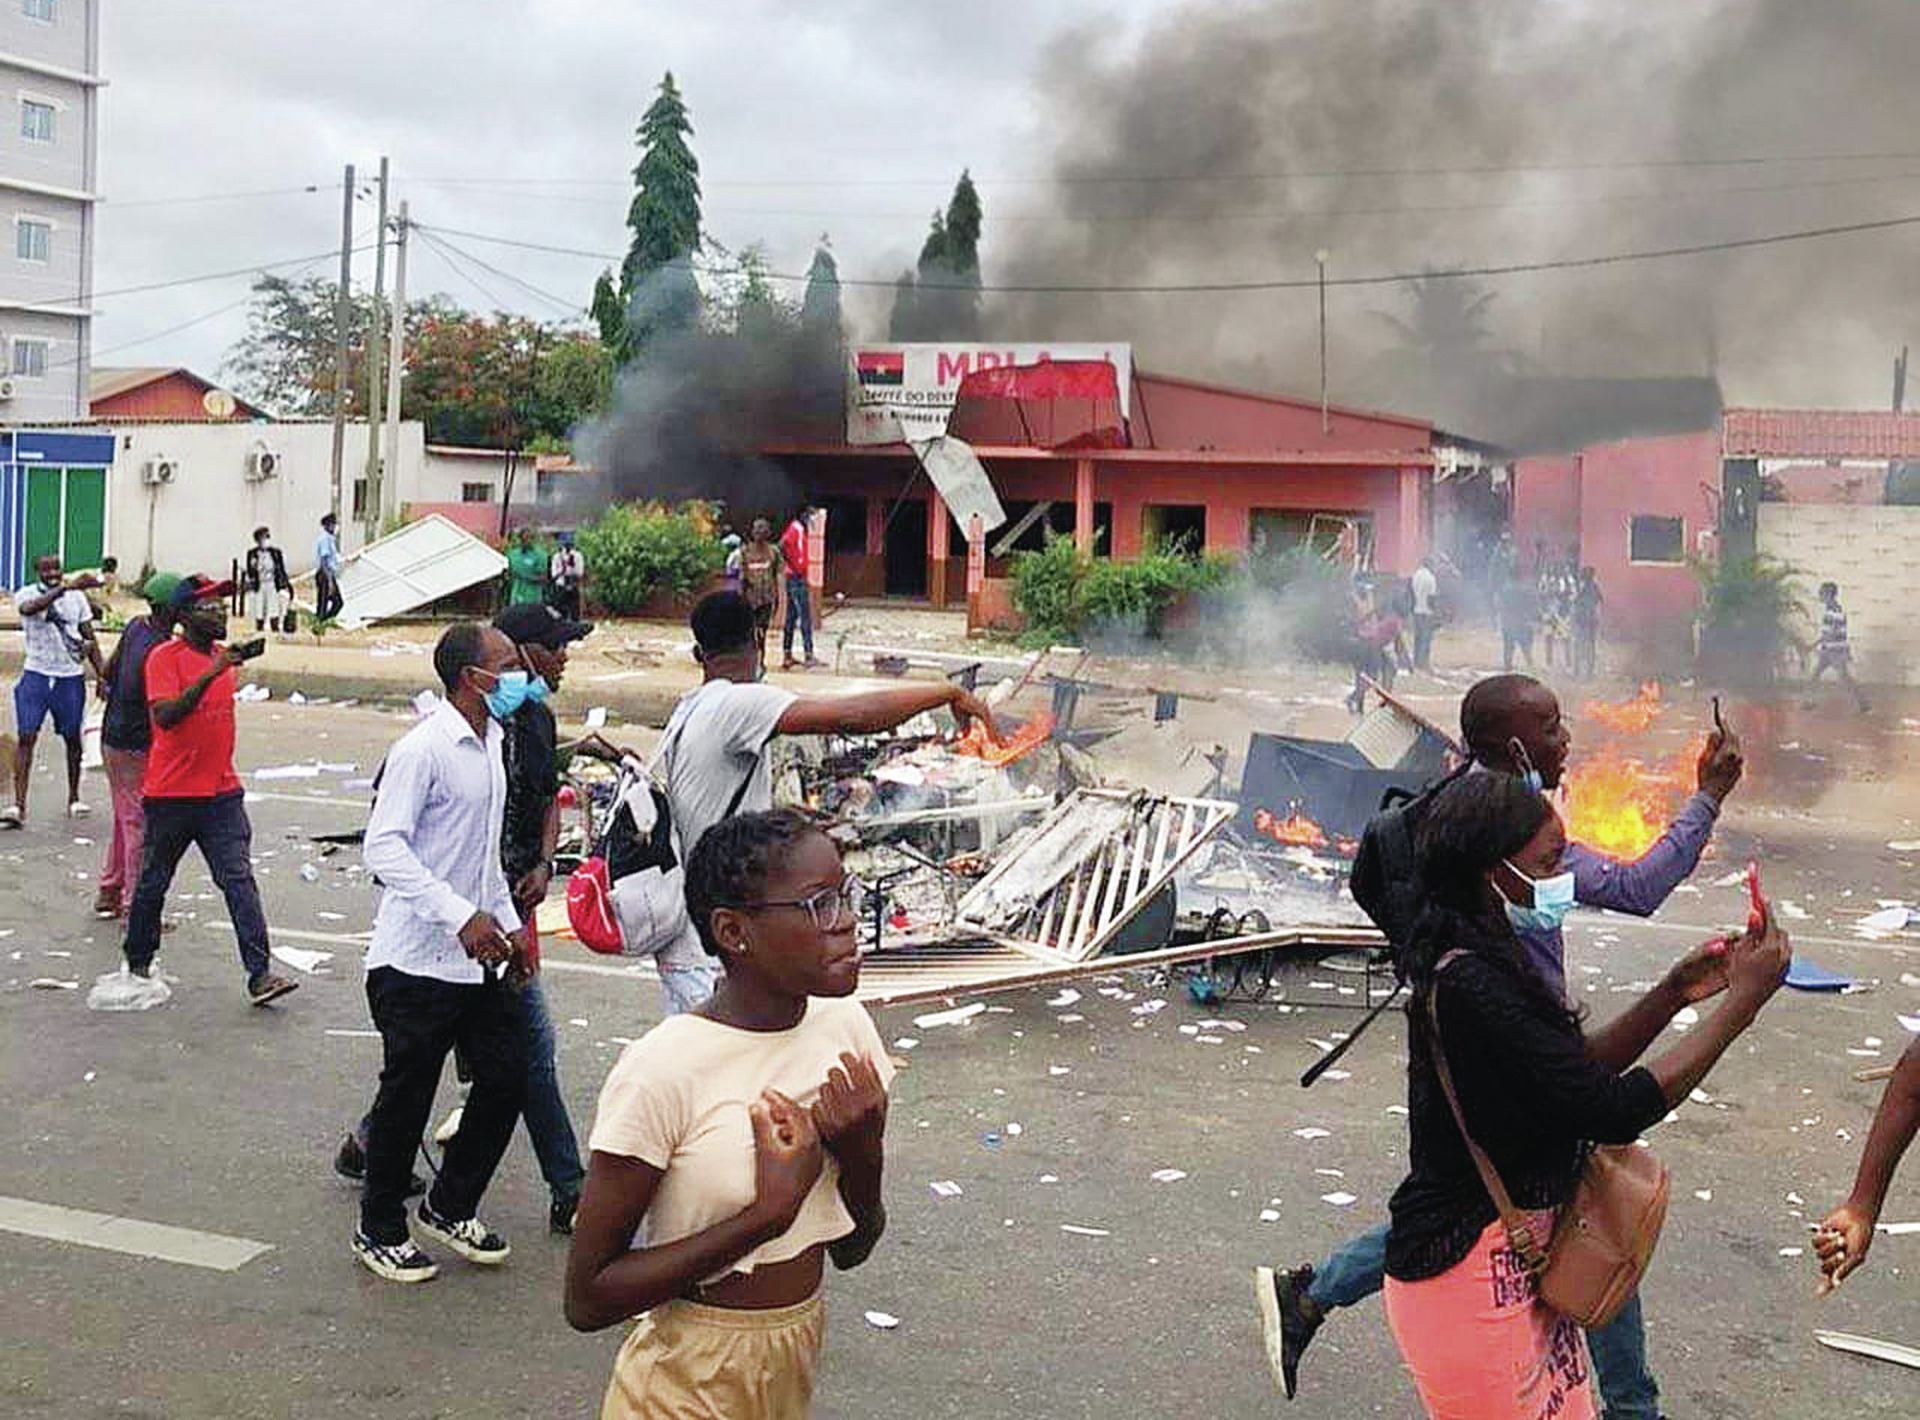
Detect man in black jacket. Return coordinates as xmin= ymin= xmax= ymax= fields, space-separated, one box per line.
xmin=241 ymin=527 xmax=293 ymax=635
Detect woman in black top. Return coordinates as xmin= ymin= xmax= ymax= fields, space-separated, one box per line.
xmin=1381 ymin=772 xmax=1790 ymax=1420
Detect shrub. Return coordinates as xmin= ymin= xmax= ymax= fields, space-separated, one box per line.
xmin=575 ymin=504 xmax=725 ymax=614
xmin=1009 ymin=533 xmax=1085 ymax=642
xmin=1010 ymin=534 xmax=1242 ymax=645
xmin=1693 ymin=552 xmax=1810 ymax=684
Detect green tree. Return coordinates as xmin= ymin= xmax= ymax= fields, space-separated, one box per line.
xmin=799 ymin=236 xmax=842 ymax=338
xmin=592 ymin=72 xmax=704 ymax=361
xmin=222 ymin=273 xmax=390 ymax=416
xmin=887 ymin=171 xmax=984 ymax=340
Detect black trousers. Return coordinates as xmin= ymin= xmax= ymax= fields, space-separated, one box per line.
xmin=360 ymin=966 xmax=526 ymax=1245
xmin=315 ymin=569 xmax=344 ymax=622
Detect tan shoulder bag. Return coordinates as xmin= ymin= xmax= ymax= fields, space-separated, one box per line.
xmin=1425 ymin=950 xmax=1672 ymax=1329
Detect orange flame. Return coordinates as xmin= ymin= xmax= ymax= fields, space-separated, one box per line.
xmin=1582 ymin=681 xmax=1664 ymax=735
xmin=1561 ymin=737 xmax=1700 ymax=859
xmin=1253 ymin=805 xmax=1330 ymax=850
xmin=953 ymin=712 xmax=1054 ymax=767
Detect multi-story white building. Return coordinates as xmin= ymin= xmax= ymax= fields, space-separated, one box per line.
xmin=0 ymin=0 xmax=98 ymax=424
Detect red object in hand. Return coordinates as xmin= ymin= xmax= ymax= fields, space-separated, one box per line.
xmin=1745 ymin=860 xmax=1767 ymax=934
xmin=557 ymin=784 xmax=578 ymax=809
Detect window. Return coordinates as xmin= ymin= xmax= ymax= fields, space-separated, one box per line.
xmin=19 ymin=99 xmax=54 ymax=143
xmin=15 ymin=218 xmax=50 ymax=262
xmin=22 ymin=0 xmax=56 ymax=21
xmin=1628 ymin=515 xmax=1685 ymax=564
xmin=460 ymin=481 xmax=494 ymax=503
xmin=10 ymin=337 xmax=48 ymax=377
xmin=351 ymin=479 xmax=368 ymax=519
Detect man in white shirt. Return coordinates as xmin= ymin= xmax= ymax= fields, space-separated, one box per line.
xmin=7 ymin=552 xmax=106 ymax=826
xmin=1409 ymin=556 xmax=1441 ymax=672
xmin=352 ymin=621 xmax=529 ymax=1285
xmin=651 ymin=591 xmax=1000 ymax=1011
xmin=547 ymin=532 xmax=586 ymax=621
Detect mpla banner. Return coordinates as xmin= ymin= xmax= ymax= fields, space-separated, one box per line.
xmin=846 ymin=343 xmax=1132 ymax=446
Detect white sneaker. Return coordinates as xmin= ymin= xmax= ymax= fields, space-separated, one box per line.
xmin=352 ymin=1231 xmax=439 ymax=1284
xmin=67 ymin=801 xmax=91 ymax=819
xmin=433 ymin=1104 xmax=464 ymax=1146
xmin=414 ymin=1202 xmax=510 ymax=1265
xmin=0 ymin=804 xmax=21 ymax=829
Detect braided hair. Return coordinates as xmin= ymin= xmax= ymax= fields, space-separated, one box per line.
xmin=683 ymin=808 xmax=823 ymax=957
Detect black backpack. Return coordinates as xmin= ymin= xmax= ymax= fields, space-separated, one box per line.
xmin=1300 ymin=762 xmax=1469 ymax=1087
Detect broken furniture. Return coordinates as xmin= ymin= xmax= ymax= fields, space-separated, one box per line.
xmin=1237 ymin=690 xmax=1455 ymax=844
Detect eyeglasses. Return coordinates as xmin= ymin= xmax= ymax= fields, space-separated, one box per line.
xmin=730 ymin=876 xmax=869 ymax=933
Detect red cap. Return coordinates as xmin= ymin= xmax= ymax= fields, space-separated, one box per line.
xmin=169 ymin=574 xmax=235 ymax=608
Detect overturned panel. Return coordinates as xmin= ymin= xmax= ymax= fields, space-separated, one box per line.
xmin=327 ymin=514 xmax=509 ymax=629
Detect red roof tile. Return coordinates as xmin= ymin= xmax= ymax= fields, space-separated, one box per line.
xmin=1723 ymin=407 xmax=1920 ymax=460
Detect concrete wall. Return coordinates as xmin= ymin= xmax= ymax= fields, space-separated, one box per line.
xmin=1512 ymin=454 xmax=1581 ymax=565
xmin=0 ymin=1 xmax=94 ymax=73
xmin=102 ymin=420 xmax=429 ymax=578
xmin=1574 ymin=430 xmax=1718 ymax=629
xmin=1758 ymin=503 xmax=1920 ymax=685
xmin=417 ymin=447 xmax=538 ymax=508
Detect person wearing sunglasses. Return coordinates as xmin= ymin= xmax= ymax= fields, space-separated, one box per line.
xmin=568 ymin=809 xmax=892 ymax=1419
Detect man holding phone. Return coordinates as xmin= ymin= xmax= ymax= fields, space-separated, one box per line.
xmin=119 ymin=574 xmax=297 ymax=1006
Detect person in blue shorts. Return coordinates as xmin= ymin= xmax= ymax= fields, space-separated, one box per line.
xmin=6 ymin=552 xmax=106 ymax=827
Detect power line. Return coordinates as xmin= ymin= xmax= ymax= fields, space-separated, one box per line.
xmin=109 ymin=182 xmax=341 ymax=210
xmin=415 ymin=226 xmax=516 ymax=311
xmin=411 ymin=211 xmax=1920 ymax=296
xmin=414 ymin=226 xmax=587 ymax=317
xmin=91 ymin=244 xmax=375 ymax=302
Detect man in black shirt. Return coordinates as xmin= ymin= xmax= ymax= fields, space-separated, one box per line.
xmin=333 ymin=602 xmax=593 ymax=1233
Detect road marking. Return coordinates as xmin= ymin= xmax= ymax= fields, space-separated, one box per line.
xmin=542 ymin=956 xmax=658 ymax=980
xmin=0 ymin=1195 xmax=272 ymax=1272
xmin=1581 ymin=916 xmax=1920 ymax=955
xmin=206 ymin=922 xmax=370 ymax=946
xmin=242 ymin=790 xmax=368 ymax=808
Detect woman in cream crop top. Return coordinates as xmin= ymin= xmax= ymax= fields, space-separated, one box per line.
xmin=565 ymin=809 xmax=893 ymax=1418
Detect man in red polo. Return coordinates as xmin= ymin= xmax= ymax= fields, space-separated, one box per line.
xmin=120 ymin=574 xmax=297 ymax=1006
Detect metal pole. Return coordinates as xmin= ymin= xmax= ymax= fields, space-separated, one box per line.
xmin=362 ymin=156 xmax=389 ymax=542
xmin=1315 ymin=248 xmax=1330 ymax=436
xmin=381 ymin=200 xmax=409 ymax=528
xmin=327 ymin=163 xmax=355 ymax=524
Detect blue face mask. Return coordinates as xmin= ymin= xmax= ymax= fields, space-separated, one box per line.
xmin=1502 ymin=860 xmax=1577 ymax=933
xmin=477 ymin=668 xmax=532 ymax=720
xmin=524 ymin=674 xmax=551 ymax=704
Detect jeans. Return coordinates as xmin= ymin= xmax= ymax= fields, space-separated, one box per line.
xmin=515 ymin=977 xmax=585 ymax=1200
xmin=124 ymin=792 xmax=270 ymax=980
xmin=1412 ymin=613 xmax=1436 ymax=670
xmin=98 ymin=746 xmax=148 ymax=899
xmin=361 ymin=966 xmax=526 ymax=1245
xmin=783 ymin=575 xmax=814 ymax=660
xmin=1309 ymin=1223 xmax=1659 ymax=1417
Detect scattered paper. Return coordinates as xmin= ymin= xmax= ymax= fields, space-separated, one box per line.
xmin=1048 ymin=1065 xmax=1071 ymax=1077
xmin=1779 ymin=1246 xmax=1804 ymax=1257
xmin=1259 ymin=1208 xmax=1281 ymax=1222
xmin=324 ymin=1028 xmax=381 ymax=1039
xmin=929 ymin=1180 xmax=963 ymax=1198
xmin=1899 ymin=1015 xmax=1920 ymax=1034
xmin=254 ymin=764 xmax=324 ymax=780
xmin=1711 ymin=870 xmax=1747 ymax=887
xmin=914 ymin=1002 xmax=986 ymax=1029
xmin=84 ymin=968 xmax=170 ymax=1011
xmin=1859 ymin=906 xmax=1911 ymax=933
xmin=1046 ymin=988 xmax=1081 ymax=1008
xmin=271 ymin=946 xmax=333 ymax=974
xmin=584 ymin=706 xmax=609 ymax=730
xmin=1694 ymin=1189 xmax=1713 ymax=1202
xmin=1320 ymin=1191 xmax=1358 ymax=1207
xmin=236 ymin=683 xmax=271 ymax=703
xmin=863 ymin=1310 xmax=900 ymax=1330
xmin=1150 ymin=1169 xmax=1188 ymax=1184
xmin=1889 ymin=840 xmax=1920 ymax=852
xmin=1056 ymin=1013 xmax=1085 ymax=1024
xmin=1876 ymin=1221 xmax=1920 ymax=1236
xmin=1294 ymin=1127 xmax=1332 ymax=1140
xmin=1059 ymin=1224 xmax=1110 ymax=1237
xmin=29 ymin=977 xmax=77 ymax=990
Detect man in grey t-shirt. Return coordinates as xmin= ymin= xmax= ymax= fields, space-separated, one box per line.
xmin=648 ymin=591 xmax=999 ymax=1012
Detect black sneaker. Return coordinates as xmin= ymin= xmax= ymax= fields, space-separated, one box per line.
xmin=1254 ymin=1264 xmax=1323 ymax=1399
xmin=352 ymin=1231 xmax=438 ymax=1284
xmin=550 ymin=1193 xmax=579 ymax=1236
xmin=415 ymin=1200 xmax=510 ymax=1265
xmin=333 ymin=1133 xmax=428 ymax=1197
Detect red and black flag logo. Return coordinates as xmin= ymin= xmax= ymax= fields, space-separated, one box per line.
xmin=856 ymin=350 xmax=905 ymax=387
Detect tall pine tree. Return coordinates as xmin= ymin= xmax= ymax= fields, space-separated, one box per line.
xmin=592 ymin=72 xmax=704 ymax=362
xmin=800 ymin=236 xmax=842 ymax=338
xmin=887 ymin=171 xmax=983 ymax=340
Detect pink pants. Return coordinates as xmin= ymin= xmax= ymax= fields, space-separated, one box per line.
xmin=1384 ymin=1212 xmax=1596 ymax=1420
xmin=99 ymin=746 xmax=148 ymax=901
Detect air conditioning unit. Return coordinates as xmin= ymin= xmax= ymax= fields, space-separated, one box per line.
xmin=245 ymin=443 xmax=280 ymax=481
xmin=141 ymin=456 xmax=177 ymax=486
xmin=0 ymin=378 xmax=15 ymax=402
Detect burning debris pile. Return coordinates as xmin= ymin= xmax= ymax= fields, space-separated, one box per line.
xmin=1562 ymin=681 xmax=1704 ymax=858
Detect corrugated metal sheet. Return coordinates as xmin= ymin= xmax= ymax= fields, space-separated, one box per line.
xmin=1724 ymin=407 xmax=1920 ymax=460
xmin=329 ymin=513 xmax=507 ymax=629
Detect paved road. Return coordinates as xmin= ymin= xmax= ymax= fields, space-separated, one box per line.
xmin=3 ymin=701 xmax=1917 ymax=1417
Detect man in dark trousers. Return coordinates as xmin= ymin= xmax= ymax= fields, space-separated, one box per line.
xmin=120 ymin=575 xmax=298 ymax=1006
xmin=779 ymin=505 xmax=821 ymax=669
xmin=314 ymin=513 xmax=345 ymax=623
xmin=352 ymin=622 xmax=528 ymax=1284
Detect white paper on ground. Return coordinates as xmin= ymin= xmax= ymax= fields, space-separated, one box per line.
xmin=929 ymin=1180 xmax=963 ymax=1198
xmin=1294 ymin=1126 xmax=1332 ymax=1140
xmin=1320 ymin=1191 xmax=1358 ymax=1207
xmin=585 ymin=706 xmax=609 ymax=730
xmin=1059 ymin=1224 xmax=1110 ymax=1237
xmin=863 ymin=1311 xmax=900 ymax=1330
xmin=1150 ymin=1169 xmax=1188 ymax=1183
xmin=1259 ymin=1208 xmax=1281 ymax=1222
xmin=1898 ymin=1015 xmax=1920 ymax=1034
xmin=254 ymin=764 xmax=323 ymax=780
xmin=913 ymin=1002 xmax=986 ymax=1030
xmin=1876 ymin=1221 xmax=1920 ymax=1235
xmin=1046 ymin=988 xmax=1081 ymax=1008
xmin=29 ymin=977 xmax=78 ymax=990
xmin=1859 ymin=906 xmax=1910 ymax=933
xmin=85 ymin=968 xmax=171 ymax=1011
xmin=271 ymin=946 xmax=333 ymax=974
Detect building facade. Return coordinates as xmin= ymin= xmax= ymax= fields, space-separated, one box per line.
xmin=0 ymin=0 xmax=98 ymax=423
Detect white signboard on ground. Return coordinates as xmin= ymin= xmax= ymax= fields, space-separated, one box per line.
xmin=913 ymin=436 xmax=1006 ymax=536
xmin=847 ymin=343 xmax=1132 ymax=446
xmin=330 ymin=513 xmax=507 ymax=629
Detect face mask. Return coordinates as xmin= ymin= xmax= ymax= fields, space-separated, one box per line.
xmin=1508 ymin=737 xmax=1544 ymax=795
xmin=475 ymin=668 xmax=532 ymax=720
xmin=525 ymin=674 xmax=551 ymax=704
xmin=1501 ymin=860 xmax=1577 ymax=933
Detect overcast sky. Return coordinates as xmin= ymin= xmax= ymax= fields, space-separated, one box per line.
xmin=95 ymin=0 xmax=1158 ymax=383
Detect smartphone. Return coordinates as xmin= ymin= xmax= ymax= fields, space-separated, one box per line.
xmin=231 ymin=637 xmax=268 ymax=663
xmin=1711 ymin=695 xmax=1725 ymax=733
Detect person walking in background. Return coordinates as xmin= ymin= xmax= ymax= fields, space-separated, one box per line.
xmin=1498 ymin=572 xmax=1536 ymax=672
xmin=779 ymin=506 xmax=821 ymax=670
xmin=92 ymin=573 xmax=177 ymax=921
xmin=505 ymin=527 xmax=547 ymax=607
xmin=738 ymin=516 xmax=783 ymax=665
xmin=242 ymin=527 xmax=293 ymax=635
xmin=1808 ymin=580 xmax=1870 ymax=713
xmin=548 ymin=531 xmax=586 ymax=621
xmin=6 ymin=553 xmax=106 ymax=828
xmin=120 ymin=575 xmax=296 ymax=1007
xmin=1572 ymin=566 xmax=1603 ymax=679
xmin=1410 ymin=556 xmax=1440 ymax=672
xmin=1536 ymin=558 xmax=1573 ymax=671
xmin=1378 ymin=773 xmax=1789 ymax=1420
xmin=314 ymin=513 xmax=345 ymax=623
xmin=351 ymin=622 xmax=529 ymax=1284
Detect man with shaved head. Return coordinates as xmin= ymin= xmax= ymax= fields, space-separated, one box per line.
xmin=1259 ymin=672 xmax=1745 ymax=1419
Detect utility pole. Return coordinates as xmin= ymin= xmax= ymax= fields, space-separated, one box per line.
xmin=361 ymin=156 xmax=389 ymax=543
xmin=380 ymin=200 xmax=409 ymax=529
xmin=1315 ymin=248 xmax=1330 ymax=436
xmin=327 ymin=163 xmax=356 ymax=525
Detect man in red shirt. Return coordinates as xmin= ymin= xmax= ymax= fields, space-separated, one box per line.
xmin=779 ymin=506 xmax=821 ymax=669
xmin=120 ymin=574 xmax=298 ymax=1006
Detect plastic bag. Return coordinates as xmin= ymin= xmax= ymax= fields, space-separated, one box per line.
xmin=86 ymin=967 xmax=172 ymax=1012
